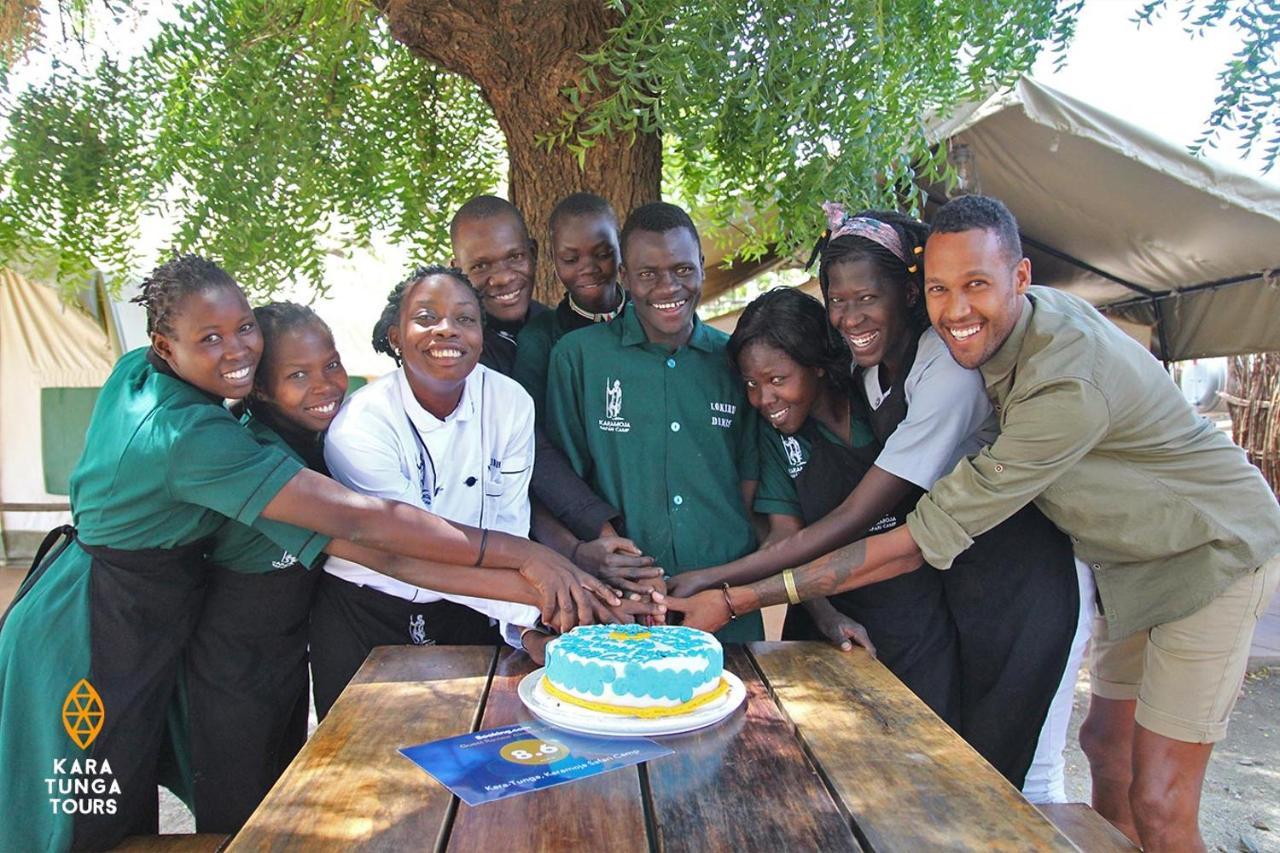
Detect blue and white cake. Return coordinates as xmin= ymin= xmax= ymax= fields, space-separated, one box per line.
xmin=542 ymin=624 xmax=728 ymax=718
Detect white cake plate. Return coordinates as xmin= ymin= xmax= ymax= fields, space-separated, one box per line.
xmin=517 ymin=668 xmax=746 ymax=737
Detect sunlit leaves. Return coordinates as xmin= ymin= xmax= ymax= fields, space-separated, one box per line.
xmin=1135 ymin=0 xmax=1279 ymax=172
xmin=560 ymin=0 xmax=1085 ymax=261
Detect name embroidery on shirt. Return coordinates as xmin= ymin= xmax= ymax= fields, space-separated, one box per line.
xmin=598 ymin=377 xmax=632 ymax=433
xmin=709 ymin=401 xmax=736 ymax=429
xmin=271 ymin=551 xmax=298 ymax=570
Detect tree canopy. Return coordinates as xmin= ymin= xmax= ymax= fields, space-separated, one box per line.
xmin=0 ymin=0 xmax=1274 ymax=300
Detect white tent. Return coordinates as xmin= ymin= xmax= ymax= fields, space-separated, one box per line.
xmin=920 ymin=76 xmax=1280 ymax=361
xmin=0 ymin=269 xmax=116 ymax=560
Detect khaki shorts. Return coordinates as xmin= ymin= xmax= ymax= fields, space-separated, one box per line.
xmin=1089 ymin=555 xmax=1280 ymax=743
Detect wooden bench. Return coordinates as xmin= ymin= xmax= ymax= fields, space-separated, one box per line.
xmin=1038 ymin=803 xmax=1139 ymax=851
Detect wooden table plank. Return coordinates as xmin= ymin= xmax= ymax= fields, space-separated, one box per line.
xmin=750 ymin=641 xmax=1077 ymax=852
xmin=228 ymin=645 xmax=496 ymax=852
xmin=645 ymin=645 xmax=863 ymax=852
xmin=444 ymin=649 xmax=650 ymax=853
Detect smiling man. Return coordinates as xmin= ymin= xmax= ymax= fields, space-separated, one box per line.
xmin=544 ymin=202 xmax=764 ymax=642
xmin=667 ymin=194 xmax=1280 ymax=851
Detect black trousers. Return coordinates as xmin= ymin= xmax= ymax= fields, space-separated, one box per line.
xmin=943 ymin=503 xmax=1079 ymax=788
xmin=183 ymin=563 xmax=319 ymax=834
xmin=783 ymin=568 xmax=960 ymax=726
xmin=309 ymin=574 xmax=500 ymax=720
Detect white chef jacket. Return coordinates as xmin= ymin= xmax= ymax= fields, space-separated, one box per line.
xmin=323 ymin=363 xmax=541 ymax=633
xmin=861 ymin=327 xmax=999 ymax=490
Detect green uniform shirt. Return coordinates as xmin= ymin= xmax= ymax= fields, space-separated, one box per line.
xmin=545 ymin=310 xmax=763 ymax=641
xmin=513 ymin=295 xmax=627 ymax=422
xmin=68 ymin=349 xmax=327 ymax=563
xmin=906 ymin=286 xmax=1280 ymax=638
xmin=753 ymin=414 xmax=878 ymax=519
xmin=206 ymin=414 xmax=331 ymax=573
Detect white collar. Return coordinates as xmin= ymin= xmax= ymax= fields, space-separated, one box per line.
xmin=396 ymin=365 xmax=481 ymax=433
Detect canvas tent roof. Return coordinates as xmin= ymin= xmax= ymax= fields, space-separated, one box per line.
xmin=919 ymin=75 xmax=1280 ymax=361
xmin=705 ymin=77 xmax=1280 ymax=361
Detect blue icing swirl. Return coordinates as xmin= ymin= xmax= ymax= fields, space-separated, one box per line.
xmin=545 ymin=625 xmax=722 ymax=701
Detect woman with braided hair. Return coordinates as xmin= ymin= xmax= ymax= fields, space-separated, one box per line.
xmin=0 ymin=256 xmax=633 ymax=851
xmin=671 ymin=207 xmax=1087 ymax=797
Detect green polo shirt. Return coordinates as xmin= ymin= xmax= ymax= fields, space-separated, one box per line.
xmin=206 ymin=414 xmax=331 ymax=573
xmin=545 ymin=310 xmax=763 ymax=641
xmin=906 ymin=286 xmax=1280 ymax=638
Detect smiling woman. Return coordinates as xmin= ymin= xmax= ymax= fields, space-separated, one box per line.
xmin=310 ymin=265 xmax=546 ymax=718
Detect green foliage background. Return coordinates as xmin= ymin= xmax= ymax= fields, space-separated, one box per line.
xmin=0 ymin=0 xmax=1273 ymax=298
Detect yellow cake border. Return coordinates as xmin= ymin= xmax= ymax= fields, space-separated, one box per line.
xmin=540 ymin=675 xmax=731 ymax=718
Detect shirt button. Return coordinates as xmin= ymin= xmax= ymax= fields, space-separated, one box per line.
xmin=994 ymin=463 xmax=1004 ymax=473
xmin=1091 ymin=563 xmax=1101 ymax=570
xmin=670 ymin=421 xmax=680 ymax=432
xmin=666 ymin=358 xmax=676 ymax=368
xmin=673 ymin=495 xmax=684 ymax=506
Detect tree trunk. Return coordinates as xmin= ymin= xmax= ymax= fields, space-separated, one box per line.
xmin=377 ymin=0 xmax=662 ymax=303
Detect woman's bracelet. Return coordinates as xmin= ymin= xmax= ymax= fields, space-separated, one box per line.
xmin=721 ymin=583 xmax=739 ymax=621
xmin=474 ymin=528 xmax=490 ymax=567
xmin=782 ymin=568 xmax=801 ymax=606
xmin=570 ymin=540 xmax=584 ymax=566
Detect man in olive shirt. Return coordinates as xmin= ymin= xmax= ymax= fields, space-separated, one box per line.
xmin=545 ymin=202 xmax=764 ymax=642
xmin=671 ymin=195 xmax=1280 ymax=851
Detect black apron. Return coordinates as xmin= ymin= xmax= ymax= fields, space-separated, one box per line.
xmin=70 ymin=533 xmax=209 ymax=849
xmin=782 ymin=411 xmax=960 ymax=725
xmin=308 ymin=573 xmax=501 ymax=720
xmin=183 ymin=563 xmax=321 ymax=833
xmin=857 ymin=338 xmax=1079 ymax=787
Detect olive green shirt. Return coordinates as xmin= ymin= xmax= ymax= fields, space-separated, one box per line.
xmin=545 ymin=310 xmax=763 ymax=641
xmin=907 ymin=286 xmax=1280 ymax=638
xmin=513 ymin=296 xmax=626 ymax=422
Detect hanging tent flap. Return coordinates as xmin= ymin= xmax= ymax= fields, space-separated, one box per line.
xmin=0 ymin=269 xmax=115 ymax=558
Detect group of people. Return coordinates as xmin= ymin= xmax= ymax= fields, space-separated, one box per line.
xmin=0 ymin=189 xmax=1275 ymax=852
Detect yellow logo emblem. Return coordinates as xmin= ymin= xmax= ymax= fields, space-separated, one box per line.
xmin=62 ymin=679 xmax=105 ymax=750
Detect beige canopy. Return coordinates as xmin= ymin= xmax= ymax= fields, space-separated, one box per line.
xmin=921 ymin=76 xmax=1280 ymax=361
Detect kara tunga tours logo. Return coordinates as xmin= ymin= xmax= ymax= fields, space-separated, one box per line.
xmin=47 ymin=679 xmax=120 ymax=815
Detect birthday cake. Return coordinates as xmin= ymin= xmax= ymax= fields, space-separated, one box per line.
xmin=541 ymin=624 xmax=728 ymax=718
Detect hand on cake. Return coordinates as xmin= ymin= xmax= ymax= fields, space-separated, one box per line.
xmin=804 ymin=598 xmax=877 ymax=656
xmin=517 ymin=547 xmax=624 ymax=634
xmin=662 ymin=589 xmax=732 ymax=633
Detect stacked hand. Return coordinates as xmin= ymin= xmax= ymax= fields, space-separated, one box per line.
xmin=573 ymin=535 xmax=666 ymax=595
xmin=519 ymin=542 xmax=666 ymax=633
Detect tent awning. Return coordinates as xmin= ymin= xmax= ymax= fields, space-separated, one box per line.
xmin=921 ymin=76 xmax=1280 ymax=361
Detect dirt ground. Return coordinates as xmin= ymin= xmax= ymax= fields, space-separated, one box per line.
xmin=160 ymin=665 xmax=1280 ymax=848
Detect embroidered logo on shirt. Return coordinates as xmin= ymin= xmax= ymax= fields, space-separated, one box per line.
xmin=598 ymin=377 xmax=631 ymax=433
xmin=709 ymin=401 xmax=736 ymax=429
xmin=271 ymin=551 xmax=297 ymax=569
xmin=408 ymin=614 xmax=432 ymax=645
xmin=782 ymin=435 xmax=806 ymax=477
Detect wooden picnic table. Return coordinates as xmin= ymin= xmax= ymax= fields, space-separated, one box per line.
xmin=228 ymin=642 xmax=1091 ymax=852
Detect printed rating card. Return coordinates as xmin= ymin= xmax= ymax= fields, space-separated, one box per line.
xmin=399 ymin=723 xmax=671 ymax=806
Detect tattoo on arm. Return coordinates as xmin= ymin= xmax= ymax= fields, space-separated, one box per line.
xmin=739 ymin=540 xmax=868 ymax=612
